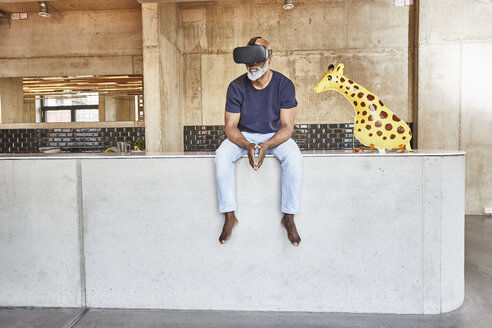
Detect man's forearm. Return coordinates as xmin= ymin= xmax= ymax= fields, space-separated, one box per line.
xmin=225 ymin=126 xmax=252 ymax=149
xmin=262 ymin=126 xmax=294 ymax=149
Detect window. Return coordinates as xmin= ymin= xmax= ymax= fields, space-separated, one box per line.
xmin=42 ymin=93 xmax=99 ymax=123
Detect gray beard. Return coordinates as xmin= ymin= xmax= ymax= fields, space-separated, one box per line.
xmin=247 ymin=61 xmax=269 ymax=81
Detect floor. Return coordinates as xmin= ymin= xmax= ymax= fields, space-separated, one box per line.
xmin=1 ymin=215 xmax=490 ymax=328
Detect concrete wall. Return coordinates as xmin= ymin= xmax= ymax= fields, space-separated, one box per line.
xmin=418 ymin=0 xmax=492 ymax=214
xmin=0 ymin=152 xmax=465 ymax=313
xmin=180 ymin=1 xmax=413 ymax=126
xmin=0 ymin=160 xmax=82 ymax=307
xmin=0 ymin=9 xmax=143 ymax=77
xmin=0 ymin=78 xmax=25 ymax=123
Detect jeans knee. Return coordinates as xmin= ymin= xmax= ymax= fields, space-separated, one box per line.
xmin=214 ymin=140 xmax=236 ymax=167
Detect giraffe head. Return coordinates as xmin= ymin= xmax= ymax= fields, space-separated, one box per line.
xmin=314 ymin=63 xmax=345 ymax=93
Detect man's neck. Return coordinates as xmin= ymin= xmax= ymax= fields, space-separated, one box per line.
xmin=251 ymin=69 xmax=273 ymax=90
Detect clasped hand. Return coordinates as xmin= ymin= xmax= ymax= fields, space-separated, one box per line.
xmin=247 ymin=142 xmax=268 ymax=171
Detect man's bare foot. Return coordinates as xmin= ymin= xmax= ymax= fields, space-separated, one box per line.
xmin=219 ymin=212 xmax=238 ymax=244
xmin=281 ymin=214 xmax=301 ymax=246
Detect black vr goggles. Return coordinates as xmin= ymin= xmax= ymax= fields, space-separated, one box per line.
xmin=233 ymin=36 xmax=273 ymax=64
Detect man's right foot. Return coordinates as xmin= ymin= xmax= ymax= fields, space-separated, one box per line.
xmin=219 ymin=212 xmax=238 ymax=244
xmin=281 ymin=214 xmax=301 ymax=246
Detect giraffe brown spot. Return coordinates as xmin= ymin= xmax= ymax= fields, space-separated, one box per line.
xmin=345 ymin=91 xmax=348 ymax=94
xmin=369 ymin=133 xmax=373 ymax=137
xmin=390 ymin=134 xmax=396 ymax=139
xmin=368 ymin=115 xmax=374 ymax=121
xmin=358 ymin=128 xmax=361 ymax=132
xmin=348 ymin=80 xmax=353 ymax=84
xmin=340 ymin=77 xmax=345 ymax=82
xmin=366 ymin=125 xmax=371 ymax=130
xmin=354 ymin=101 xmax=358 ymax=106
xmin=351 ymin=93 xmax=355 ymax=97
xmin=392 ymin=114 xmax=401 ymax=122
xmin=346 ymin=85 xmax=350 ymax=90
xmin=402 ymin=136 xmax=406 ymax=140
xmin=356 ymin=120 xmax=359 ymax=124
xmin=377 ymin=131 xmax=383 ymax=136
xmin=375 ymin=120 xmax=382 ymax=127
xmin=367 ymin=94 xmax=375 ymax=101
xmin=385 ymin=123 xmax=393 ymax=131
xmin=362 ymin=111 xmax=367 ymax=115
xmin=379 ymin=100 xmax=384 ymax=106
xmin=354 ymin=86 xmax=359 ymax=91
xmin=339 ymin=85 xmax=343 ymax=89
xmin=369 ymin=104 xmax=377 ymax=112
xmin=361 ymin=119 xmax=365 ymax=123
xmin=357 ymin=111 xmax=360 ymax=115
xmin=409 ymin=130 xmax=412 ymax=136
xmin=383 ymin=136 xmax=387 ymax=140
xmin=397 ymin=126 xmax=405 ymax=134
xmin=380 ymin=111 xmax=388 ymax=119
xmin=361 ymin=102 xmax=366 ymax=107
xmin=357 ymin=92 xmax=364 ymax=98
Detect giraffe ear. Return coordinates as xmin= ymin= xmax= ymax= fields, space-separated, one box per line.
xmin=328 ymin=64 xmax=335 ymax=72
xmin=336 ymin=63 xmax=345 ymax=75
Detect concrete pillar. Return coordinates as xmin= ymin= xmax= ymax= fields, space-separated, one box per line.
xmin=142 ymin=3 xmax=163 ymax=152
xmin=142 ymin=3 xmax=184 ymax=152
xmin=98 ymin=95 xmax=106 ymax=122
xmin=417 ymin=0 xmax=492 ymax=214
xmin=104 ymin=96 xmax=117 ymax=122
xmin=0 ymin=78 xmax=26 ymax=123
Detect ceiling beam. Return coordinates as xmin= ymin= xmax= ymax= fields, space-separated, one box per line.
xmin=0 ymin=0 xmax=53 ymax=3
xmin=137 ymin=0 xmax=212 ymax=3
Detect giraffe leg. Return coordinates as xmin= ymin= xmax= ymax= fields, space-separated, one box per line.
xmin=406 ymin=143 xmax=414 ymax=152
xmin=369 ymin=144 xmax=375 ymax=153
xmin=398 ymin=144 xmax=405 ymax=153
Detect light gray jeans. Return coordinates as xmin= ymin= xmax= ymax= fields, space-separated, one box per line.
xmin=214 ymin=131 xmax=302 ymax=214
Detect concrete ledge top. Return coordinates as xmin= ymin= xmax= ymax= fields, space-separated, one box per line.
xmin=0 ymin=149 xmax=465 ymax=160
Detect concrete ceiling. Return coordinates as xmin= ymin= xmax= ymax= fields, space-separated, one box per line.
xmin=0 ymin=0 xmax=141 ymax=13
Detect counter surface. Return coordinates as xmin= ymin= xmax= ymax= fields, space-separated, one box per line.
xmin=0 ymin=149 xmax=465 ymax=160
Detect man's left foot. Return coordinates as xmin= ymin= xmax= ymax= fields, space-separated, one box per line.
xmin=281 ymin=214 xmax=301 ymax=246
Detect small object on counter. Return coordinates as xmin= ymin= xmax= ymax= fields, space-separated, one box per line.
xmin=104 ymin=147 xmax=118 ymax=153
xmin=134 ymin=138 xmax=145 ymax=151
xmin=39 ymin=147 xmax=61 ymax=153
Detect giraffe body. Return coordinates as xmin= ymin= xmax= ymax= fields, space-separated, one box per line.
xmin=314 ymin=64 xmax=412 ymax=152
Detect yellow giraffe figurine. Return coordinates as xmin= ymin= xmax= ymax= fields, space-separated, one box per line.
xmin=314 ymin=64 xmax=413 ymax=153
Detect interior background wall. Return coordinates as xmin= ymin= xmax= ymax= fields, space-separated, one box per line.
xmin=418 ymin=0 xmax=492 ymax=215
xmin=0 ymin=78 xmax=24 ymax=123
xmin=0 ymin=8 xmax=143 ymax=123
xmin=0 ymin=9 xmax=142 ymax=77
xmin=180 ymin=0 xmax=413 ymax=126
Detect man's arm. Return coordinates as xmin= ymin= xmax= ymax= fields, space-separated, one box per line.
xmin=224 ymin=111 xmax=258 ymax=169
xmin=256 ymin=107 xmax=297 ymax=169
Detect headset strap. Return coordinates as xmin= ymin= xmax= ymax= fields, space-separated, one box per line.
xmin=248 ymin=36 xmax=263 ymax=46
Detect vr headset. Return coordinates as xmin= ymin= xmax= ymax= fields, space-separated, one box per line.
xmin=233 ymin=36 xmax=273 ymax=64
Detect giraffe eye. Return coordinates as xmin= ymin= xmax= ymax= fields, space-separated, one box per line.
xmin=327 ymin=75 xmax=332 ymax=81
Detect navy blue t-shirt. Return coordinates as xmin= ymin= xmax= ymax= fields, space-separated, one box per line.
xmin=225 ymin=70 xmax=298 ymax=134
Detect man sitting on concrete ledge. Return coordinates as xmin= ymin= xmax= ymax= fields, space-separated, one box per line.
xmin=214 ymin=36 xmax=302 ymax=246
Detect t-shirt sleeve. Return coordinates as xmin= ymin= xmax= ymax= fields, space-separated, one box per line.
xmin=225 ymin=83 xmax=242 ymax=113
xmin=280 ymin=79 xmax=298 ymax=109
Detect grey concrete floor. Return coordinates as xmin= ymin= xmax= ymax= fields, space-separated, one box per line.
xmin=1 ymin=215 xmax=490 ymax=328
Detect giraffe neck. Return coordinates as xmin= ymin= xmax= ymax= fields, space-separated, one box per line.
xmin=332 ymin=75 xmax=382 ymax=115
